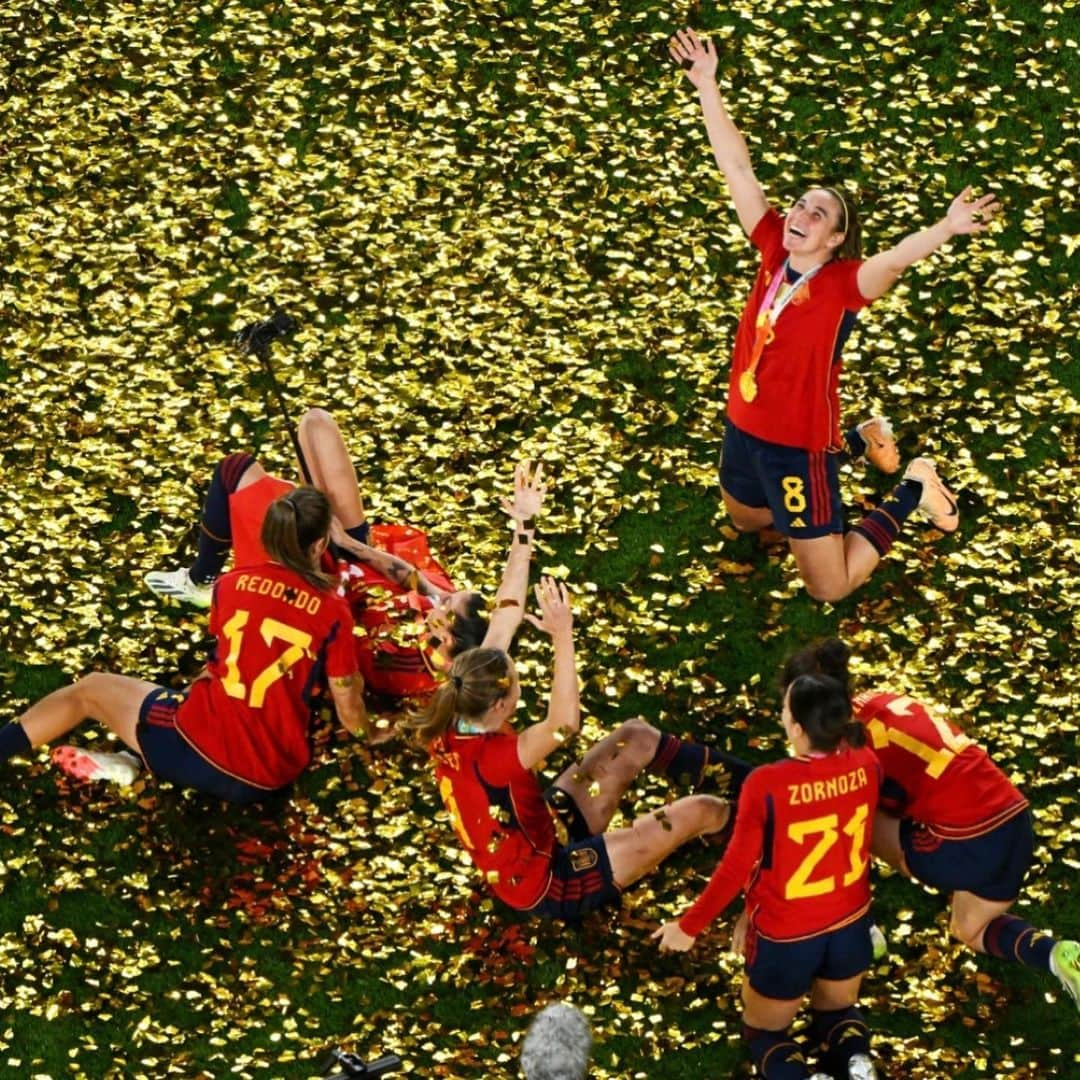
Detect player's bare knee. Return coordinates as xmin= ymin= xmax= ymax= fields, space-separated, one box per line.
xmin=72 ymin=672 xmax=109 ymax=714
xmin=298 ymin=407 xmax=335 ymax=438
xmin=949 ymin=912 xmax=985 ymax=950
xmin=687 ymin=794 xmax=728 ymax=833
xmin=614 ymin=717 xmax=660 ymax=760
xmin=804 ymin=579 xmax=851 ymax=604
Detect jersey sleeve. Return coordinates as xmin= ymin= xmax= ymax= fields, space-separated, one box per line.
xmin=678 ymin=769 xmax=767 ymax=938
xmin=323 ymin=599 xmax=359 ymax=679
xmin=836 ymin=258 xmax=873 ymax=311
xmin=750 ymin=206 xmax=786 ymax=264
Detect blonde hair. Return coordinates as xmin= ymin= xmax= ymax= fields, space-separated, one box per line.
xmin=405 ymin=647 xmax=513 ymax=745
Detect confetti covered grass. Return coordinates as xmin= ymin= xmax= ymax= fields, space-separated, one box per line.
xmin=1 ymin=1 xmax=1077 ymax=1077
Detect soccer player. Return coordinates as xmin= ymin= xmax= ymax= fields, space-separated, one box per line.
xmin=654 ymin=675 xmax=883 ymax=1080
xmin=783 ymin=638 xmax=1080 ymax=1015
xmin=668 ymin=28 xmax=1001 ymax=602
xmin=0 ymin=488 xmax=370 ymax=802
xmin=406 ymin=577 xmax=744 ymax=920
xmin=145 ymin=408 xmax=544 ymax=703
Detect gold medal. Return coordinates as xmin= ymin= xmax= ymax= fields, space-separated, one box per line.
xmin=739 ymin=369 xmax=757 ymax=402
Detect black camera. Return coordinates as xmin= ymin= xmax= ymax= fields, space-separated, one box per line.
xmin=318 ymin=1048 xmax=403 ymax=1078
xmin=234 ymin=310 xmax=298 ymax=356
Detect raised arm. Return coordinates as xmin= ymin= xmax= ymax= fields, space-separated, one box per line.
xmin=856 ymin=186 xmax=1001 ymax=301
xmin=482 ymin=461 xmax=547 ymax=652
xmin=516 ymin=578 xmax=579 ymax=771
xmin=669 ymin=28 xmax=770 ymax=237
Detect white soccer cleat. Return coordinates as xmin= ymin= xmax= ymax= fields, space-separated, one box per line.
xmin=1050 ymin=939 xmax=1080 ymax=1013
xmin=145 ymin=567 xmax=213 ymax=609
xmin=870 ymin=922 xmax=887 ymax=961
xmin=52 ymin=746 xmax=142 ymax=786
xmin=903 ymin=457 xmax=959 ymax=534
xmin=857 ymin=416 xmax=900 ymax=474
xmin=847 ymin=1052 xmax=879 ymax=1079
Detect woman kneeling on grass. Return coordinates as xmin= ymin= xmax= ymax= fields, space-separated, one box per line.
xmin=0 ymin=488 xmax=371 ymax=803
xmin=669 ymin=28 xmax=1001 ymax=602
xmin=406 ymin=577 xmax=742 ymax=920
xmin=654 ymin=675 xmax=883 ymax=1080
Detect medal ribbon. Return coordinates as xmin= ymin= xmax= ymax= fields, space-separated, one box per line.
xmin=744 ymin=259 xmax=824 ymax=378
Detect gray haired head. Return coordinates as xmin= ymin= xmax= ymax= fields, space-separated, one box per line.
xmin=520 ymin=1003 xmax=592 ymax=1080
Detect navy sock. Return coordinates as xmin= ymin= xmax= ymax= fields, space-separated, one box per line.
xmin=744 ymin=1025 xmax=810 ymax=1079
xmin=851 ymin=477 xmax=921 ymax=557
xmin=982 ymin=915 xmax=1055 ymax=971
xmin=0 ymin=722 xmax=32 ymax=764
xmin=649 ymin=734 xmax=751 ymax=793
xmin=190 ymin=452 xmax=255 ymax=585
xmin=346 ymin=522 xmax=370 ymax=546
xmin=810 ymin=1006 xmax=870 ymax=1075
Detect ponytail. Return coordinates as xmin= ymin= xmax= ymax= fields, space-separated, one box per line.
xmin=261 ymin=487 xmax=335 ymax=592
xmin=788 ymin=674 xmax=858 ymax=753
xmin=405 ymin=647 xmax=513 ymax=746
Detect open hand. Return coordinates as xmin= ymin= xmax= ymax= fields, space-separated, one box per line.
xmin=523 ymin=577 xmax=572 ymax=638
xmin=501 ymin=460 xmax=547 ymax=524
xmin=668 ymin=28 xmax=718 ymax=89
xmin=945 ymin=186 xmax=1001 ymax=235
xmin=651 ymin=920 xmax=697 ymax=952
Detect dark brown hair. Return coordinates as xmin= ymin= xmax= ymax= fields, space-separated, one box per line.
xmin=781 ymin=638 xmax=852 ymax=699
xmin=787 ymin=673 xmax=865 ymax=751
xmin=445 ymin=592 xmax=489 ymax=656
xmin=260 ymin=487 xmax=335 ymax=592
xmin=821 ymin=186 xmax=862 ymax=261
xmin=405 ymin=647 xmax=513 ymax=745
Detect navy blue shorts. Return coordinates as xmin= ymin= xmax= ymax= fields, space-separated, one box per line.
xmin=137 ymin=686 xmax=283 ymax=806
xmin=720 ymin=419 xmax=843 ymax=539
xmin=523 ymin=785 xmax=621 ymax=920
xmin=746 ymin=913 xmax=872 ymax=999
xmin=901 ymin=809 xmax=1033 ymax=902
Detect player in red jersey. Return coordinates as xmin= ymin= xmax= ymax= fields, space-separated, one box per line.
xmin=654 ymin=675 xmax=883 ymax=1080
xmin=145 ymin=408 xmax=544 ymax=705
xmin=0 ymin=488 xmax=370 ymax=803
xmin=782 ymin=639 xmax=1080 ymax=1015
xmin=668 ymin=29 xmax=1001 ymax=602
xmin=406 ymin=577 xmax=741 ymax=919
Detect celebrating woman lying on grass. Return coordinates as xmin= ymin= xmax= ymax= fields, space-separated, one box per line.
xmin=146 ymin=407 xmax=545 ymax=706
xmin=669 ymin=27 xmax=1000 ymax=602
xmin=406 ymin=577 xmax=750 ymax=920
xmin=0 ymin=489 xmax=371 ymax=802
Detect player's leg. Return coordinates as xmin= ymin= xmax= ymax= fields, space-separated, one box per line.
xmin=740 ymin=982 xmax=810 ymax=1079
xmin=719 ymin=420 xmax=775 ymax=533
xmin=601 ymin=794 xmax=728 ymax=888
xmin=0 ymin=673 xmax=161 ymax=782
xmin=297 ymin=408 xmax=367 ymax=531
xmin=808 ymin=917 xmax=876 ymax=1078
xmin=870 ymin=811 xmax=910 ymax=874
xmin=550 ymin=718 xmax=747 ymax=834
xmin=146 ymin=452 xmax=266 ymax=605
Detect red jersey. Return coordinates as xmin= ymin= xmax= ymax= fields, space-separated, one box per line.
xmin=680 ymin=746 xmax=881 ymax=941
xmin=229 ymin=475 xmax=294 ymax=568
xmin=176 ymin=562 xmax=357 ymax=789
xmin=430 ymin=725 xmax=555 ymax=910
xmin=726 ymin=208 xmax=871 ymax=452
xmin=853 ymin=690 xmax=1028 ymax=838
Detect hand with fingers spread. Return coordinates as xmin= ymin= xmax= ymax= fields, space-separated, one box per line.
xmin=651 ymin=920 xmax=698 ymax=953
xmin=524 ymin=577 xmax=573 ymax=639
xmin=945 ymin=186 xmax=1002 ymax=236
xmin=501 ymin=460 xmax=547 ymax=525
xmin=668 ymin=27 xmax=718 ymax=90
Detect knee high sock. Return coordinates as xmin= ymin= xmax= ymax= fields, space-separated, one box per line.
xmin=0 ymin=722 xmax=32 ymax=764
xmin=850 ymin=477 xmax=922 ymax=558
xmin=190 ymin=452 xmax=256 ymax=585
xmin=981 ymin=915 xmax=1055 ymax=971
xmin=648 ymin=733 xmax=753 ymax=797
xmin=744 ymin=1025 xmax=810 ymax=1079
xmin=809 ymin=1006 xmax=870 ymax=1075
xmin=842 ymin=424 xmax=867 ymax=463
